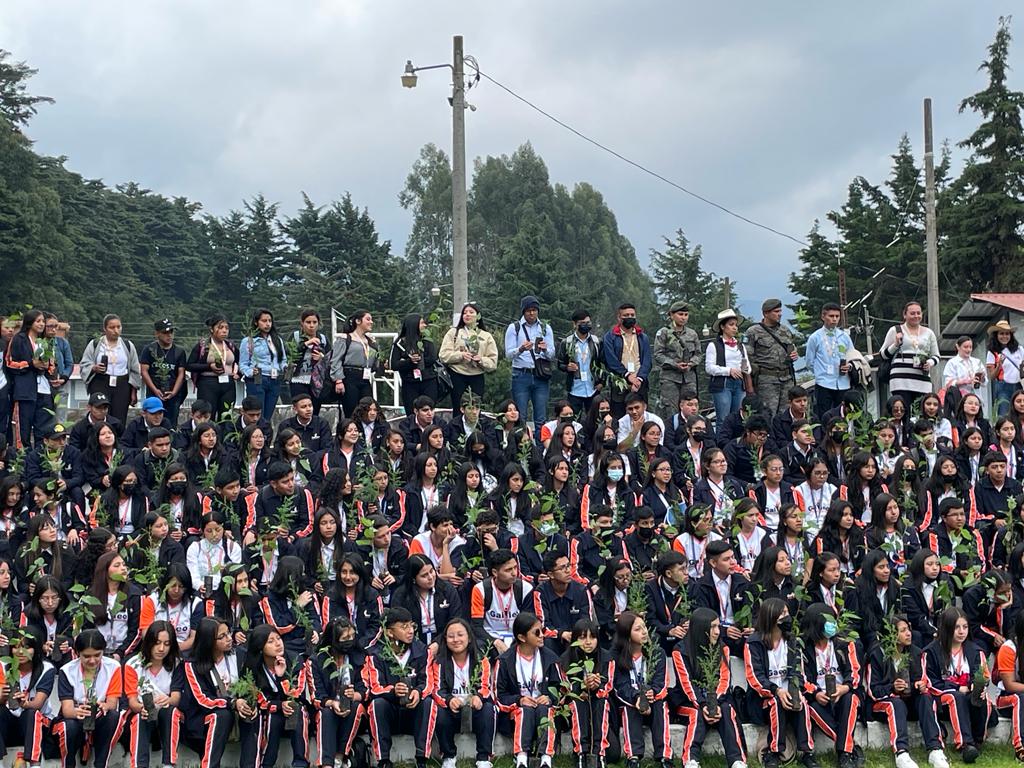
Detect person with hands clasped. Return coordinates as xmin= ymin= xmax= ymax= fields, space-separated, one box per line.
xmin=236 ymin=625 xmax=299 ymax=768
xmin=53 ymin=629 xmax=124 ymax=768
xmin=881 ymin=301 xmax=940 ymax=410
xmin=310 ymin=617 xmax=368 ymax=768
xmin=124 ymin=620 xmax=181 ymax=768
xmin=0 ymin=626 xmax=55 ymax=768
xmin=603 ymin=303 xmax=653 ymax=420
xmin=866 ymin=614 xmax=946 ymax=768
xmin=612 ymin=611 xmax=673 ymax=768
xmin=186 ymin=315 xmax=239 ymax=421
xmin=329 ymin=310 xmax=381 ymax=419
xmin=671 ymin=607 xmax=748 ymax=768
xmin=440 ymin=303 xmax=499 ymax=419
xmin=506 ymin=296 xmax=556 ymax=441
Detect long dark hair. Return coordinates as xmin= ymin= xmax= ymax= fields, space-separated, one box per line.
xmin=186 ymin=422 xmax=225 ymax=464
xmin=19 ymin=514 xmax=62 ymax=580
xmin=249 ymin=308 xmax=285 ymax=359
xmin=683 ymin=607 xmax=720 ymax=670
xmin=242 ymin=624 xmax=280 ymax=676
xmin=749 ymin=546 xmax=790 ymax=591
xmin=397 ymin=314 xmax=423 ymax=347
xmin=560 ymin=618 xmax=601 ymax=669
xmin=454 ymin=303 xmax=486 ymax=331
xmin=89 ymin=550 xmax=128 ymax=625
xmin=14 ymin=624 xmax=45 ymax=690
xmin=437 ymin=617 xmax=479 ymax=667
xmin=310 ymin=507 xmax=343 ymax=578
xmin=991 ymin=327 xmax=1020 ymax=354
xmin=596 ymin=557 xmax=631 ymax=603
xmin=754 ymin=597 xmax=788 ymax=637
xmin=331 ymin=552 xmax=373 ymax=605
xmin=613 ymin=611 xmax=645 ymax=669
xmin=935 ymin=606 xmax=968 ymax=670
xmin=25 ymin=574 xmax=68 ymax=623
xmin=192 ymin=617 xmax=228 ymax=677
xmin=139 ymin=619 xmax=181 ymax=672
xmin=17 ymin=309 xmax=43 ymax=335
xmin=268 ymin=555 xmax=305 ymax=598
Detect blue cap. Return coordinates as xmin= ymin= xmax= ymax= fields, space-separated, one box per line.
xmin=142 ymin=396 xmax=165 ymax=413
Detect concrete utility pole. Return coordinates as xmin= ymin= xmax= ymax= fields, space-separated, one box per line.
xmin=722 ymin=278 xmax=731 ymax=309
xmin=924 ymin=99 xmax=940 ymax=337
xmin=451 ymin=35 xmax=469 ymax=311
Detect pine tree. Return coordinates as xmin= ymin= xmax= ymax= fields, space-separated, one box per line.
xmin=0 ymin=49 xmax=53 ymax=128
xmin=649 ymin=229 xmax=726 ymax=334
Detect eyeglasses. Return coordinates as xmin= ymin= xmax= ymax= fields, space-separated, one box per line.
xmin=530 ymin=629 xmax=544 ymax=637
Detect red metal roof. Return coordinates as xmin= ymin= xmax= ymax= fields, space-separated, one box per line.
xmin=970 ymin=293 xmax=1024 ymax=313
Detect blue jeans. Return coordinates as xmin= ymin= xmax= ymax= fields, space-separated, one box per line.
xmin=712 ymin=378 xmax=746 ymax=429
xmin=245 ymin=376 xmax=282 ymax=421
xmin=993 ymin=380 xmax=1020 ymax=417
xmin=511 ymin=368 xmax=550 ymax=441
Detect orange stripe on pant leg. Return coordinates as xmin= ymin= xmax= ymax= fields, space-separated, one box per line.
xmin=998 ymin=695 xmax=1022 ymax=750
xmin=729 ymin=705 xmax=746 ymax=763
xmin=169 ymin=709 xmax=181 ymax=765
xmin=345 ymin=705 xmax=365 ymax=755
xmin=569 ymin=701 xmax=582 ymax=752
xmin=129 ymin=713 xmax=140 ymax=766
xmin=662 ymin=703 xmax=672 ymax=759
xmin=873 ymin=701 xmax=898 ymax=753
xmin=424 ymin=700 xmax=439 ymax=758
xmin=201 ymin=713 xmax=217 ymax=768
xmin=767 ymin=698 xmax=781 ymax=753
xmin=600 ymin=700 xmax=610 ymax=755
xmin=53 ymin=721 xmax=67 ymax=766
xmin=621 ymin=709 xmax=634 ymax=758
xmin=512 ymin=706 xmax=524 ymax=756
xmin=545 ymin=705 xmax=557 ymax=756
xmin=30 ymin=712 xmax=45 ymax=762
xmin=808 ymin=705 xmax=837 ymax=742
xmin=940 ymin=693 xmax=964 ymax=749
xmin=367 ymin=702 xmax=382 ymax=761
xmin=844 ymin=696 xmax=860 ymax=753
xmin=678 ymin=707 xmax=697 ymax=762
xmin=803 ymin=702 xmax=815 ymax=750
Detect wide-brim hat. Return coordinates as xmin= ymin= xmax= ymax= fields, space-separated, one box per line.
xmin=989 ymin=319 xmax=1017 ymax=335
xmin=712 ymin=308 xmax=740 ymax=334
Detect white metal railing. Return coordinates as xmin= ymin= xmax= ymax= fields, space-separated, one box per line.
xmin=331 ymin=307 xmax=402 ymax=410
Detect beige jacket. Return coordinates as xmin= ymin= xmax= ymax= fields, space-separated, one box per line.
xmin=439 ymin=326 xmax=499 ymax=376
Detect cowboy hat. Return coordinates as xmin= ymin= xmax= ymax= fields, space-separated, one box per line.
xmin=988 ymin=319 xmax=1017 ymax=335
xmin=712 ymin=308 xmax=740 ymax=334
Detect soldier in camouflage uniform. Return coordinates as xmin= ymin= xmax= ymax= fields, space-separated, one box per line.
xmin=654 ymin=300 xmax=702 ymax=419
xmin=745 ymin=298 xmax=798 ymax=415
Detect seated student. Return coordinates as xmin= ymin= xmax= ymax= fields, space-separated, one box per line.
xmin=120 ymin=396 xmax=174 ymax=452
xmin=644 ymin=550 xmax=693 ymax=653
xmin=766 ymin=503 xmax=810 ymax=582
xmin=641 ymin=456 xmax=687 ymax=527
xmin=793 ymin=458 xmax=838 ymax=542
xmin=865 ymin=493 xmax=921 ymax=579
xmin=0 ymin=625 xmax=55 ymax=768
xmin=470 ymin=549 xmax=538 ymax=654
xmin=278 ymin=392 xmax=333 ymax=454
xmin=172 ymin=399 xmax=212 ymax=452
xmin=743 ymin=598 xmax=816 ymax=768
xmin=692 ymin=448 xmax=746 ymax=531
xmin=962 ymin=569 xmax=1015 ymax=656
xmin=421 ymin=617 xmax=497 ymax=768
xmin=901 ymin=549 xmax=947 ymax=650
xmin=722 ymin=415 xmax=774 ymax=485
xmin=594 ymin=559 xmax=632 ymax=649
xmin=237 ymin=625 xmax=295 ymax=768
xmin=536 ymin=551 xmax=594 ymax=657
xmin=925 ymin=498 xmax=986 ymax=585
xmin=124 ymin=620 xmax=181 ymax=768
xmin=612 ymin=611 xmax=673 ymax=768
xmin=171 ymin=617 xmax=245 ymax=768
xmin=390 ymin=554 xmax=460 ymax=652
xmin=363 ymin=607 xmax=430 ymax=768
xmin=975 ymin=450 xmax=1022 ymax=543
xmin=748 ymin=454 xmax=796 ymax=532
xmin=550 ymin=619 xmax=613 ymax=768
xmin=665 ymin=387 xmax=702 ymax=453
xmin=772 ymin=386 xmax=811 ymax=446
xmin=310 ymin=617 xmax=369 ymax=768
xmin=812 ymin=499 xmax=865 ymax=576
xmin=670 ymin=607 xmax=748 ymax=768
xmin=194 ymin=561 xmax=261 ymax=650
xmin=730 ymin=497 xmax=769 ymax=575
xmin=801 ymin=604 xmax=863 ymax=768
xmin=995 ymin=612 xmax=1024 ymax=763
xmin=568 ymin=505 xmax=629 ymax=587
xmin=515 ymin=505 xmax=569 ymax=584
xmin=186 ymin=510 xmax=243 ymax=596
xmin=693 ymin=540 xmax=752 ymax=656
xmin=624 ymin=505 xmax=669 ymax=578
xmin=258 ymin=555 xmax=321 ymax=658
xmin=672 ymin=504 xmax=720 ymax=580
xmin=346 ymin=515 xmax=409 ymax=604
xmin=254 ymin=461 xmax=316 ymax=543
xmin=53 ymin=629 xmax=124 ymax=768
xmin=867 ymin=614 xmax=946 ymax=768
xmin=408 ymin=506 xmax=462 ymax=582
xmin=68 ymin=392 xmax=124 ymax=452
xmin=923 ymin=607 xmax=991 ymax=765
xmin=151 ymin=462 xmax=202 ymax=541
xmin=778 ymin=419 xmax=821 ymax=487
xmin=849 ymin=549 xmax=900 ymax=651
xmin=746 ymin=546 xmax=799 ymax=625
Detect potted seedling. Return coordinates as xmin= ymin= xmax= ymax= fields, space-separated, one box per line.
xmin=697 ymin=643 xmax=721 ymax=719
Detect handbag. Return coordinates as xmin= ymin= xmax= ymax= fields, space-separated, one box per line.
xmin=519 ymin=322 xmax=552 ymax=381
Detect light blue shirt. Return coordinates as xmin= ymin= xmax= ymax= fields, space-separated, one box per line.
xmin=569 ymin=335 xmax=596 ymax=398
xmin=804 ymin=326 xmax=853 ymax=391
xmin=239 ymin=335 xmax=284 ymax=378
xmin=504 ymin=318 xmax=554 ymax=370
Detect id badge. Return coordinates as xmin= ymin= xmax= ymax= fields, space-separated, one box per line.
xmin=108 ymin=375 xmax=118 ymax=387
xmin=581 ymin=369 xmax=590 ymax=382
xmin=413 ymin=368 xmax=422 ymax=381
xmin=627 ymin=361 xmax=636 ymax=374
xmin=218 ymin=374 xmax=230 ymax=384
xmin=825 ymin=365 xmax=835 ymax=376
xmin=362 ymin=368 xmax=372 ymax=381
xmin=269 ymin=369 xmax=278 ymax=380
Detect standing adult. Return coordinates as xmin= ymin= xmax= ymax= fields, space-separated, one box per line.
xmin=943 ymin=336 xmax=986 ymax=398
xmin=653 ymin=300 xmax=701 ymax=420
xmin=185 ymin=314 xmax=239 ymax=421
xmin=79 ymin=313 xmax=142 ymax=427
xmin=557 ymin=309 xmax=603 ymax=417
xmin=438 ymin=303 xmax=498 ymax=418
xmin=287 ymin=309 xmax=331 ymax=416
xmin=880 ymin=301 xmax=940 ymax=409
xmin=704 ymin=308 xmax=752 ymax=428
xmin=239 ymin=307 xmax=287 ymax=423
xmin=986 ymin=320 xmax=1024 ymax=417
xmin=746 ymin=298 xmax=799 ymax=416
xmin=43 ymin=312 xmax=73 ymax=421
xmin=804 ymin=302 xmax=855 ymax=421
xmin=329 ymin=309 xmax=381 ymax=419
xmin=506 ymin=295 xmax=556 ymax=441
xmin=0 ymin=318 xmax=15 ymax=442
xmin=4 ymin=310 xmax=51 ymax=448
xmin=390 ymin=313 xmax=439 ymax=415
xmin=602 ymin=303 xmax=652 ymax=420
xmin=139 ymin=319 xmax=187 ymax=428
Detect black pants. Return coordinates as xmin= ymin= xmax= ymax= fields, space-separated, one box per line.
xmin=54 ymin=710 xmax=126 ymax=768
xmin=872 ymin=694 xmax=942 ymax=754
xmin=933 ymin=689 xmax=990 ymax=749
xmin=680 ymin=701 xmax=746 ymax=766
xmin=449 ymin=371 xmax=485 ymax=417
xmin=127 ymin=708 xmax=174 ymax=768
xmin=318 ymin=703 xmax=365 ymax=765
xmin=421 ymin=699 xmax=496 ymax=760
xmin=88 ymin=373 xmax=133 ymax=425
xmin=367 ymin=697 xmax=422 ymax=762
xmin=196 ymin=377 xmax=237 ymax=420
xmin=176 ymin=708 xmax=233 ymax=768
xmin=566 ymin=696 xmax=610 ymax=757
xmin=0 ymin=706 xmax=50 ymax=763
xmin=400 ymin=375 xmax=439 ymax=414
xmin=340 ymin=374 xmax=373 ymax=419
xmin=0 ymin=384 xmax=10 ymax=442
xmin=568 ymin=394 xmax=596 ymax=419
xmin=12 ymin=397 xmax=52 ymax=449
xmin=619 ymin=699 xmax=669 ymax=760
xmin=239 ymin=710 xmax=285 ymax=768
xmin=609 ymin=380 xmax=650 ymax=420
xmin=807 ymin=692 xmax=862 ymax=755
xmin=814 ymin=386 xmax=846 ymax=422
xmin=760 ymin=693 xmax=812 ymax=754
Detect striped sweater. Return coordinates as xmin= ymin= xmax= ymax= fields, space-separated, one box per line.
xmin=881 ymin=324 xmax=939 ymax=395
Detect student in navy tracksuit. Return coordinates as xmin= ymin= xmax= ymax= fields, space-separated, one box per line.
xmin=238 ymin=625 xmax=298 ymax=768
xmin=363 ymin=607 xmax=430 ymax=768
xmin=258 ymin=555 xmax=321 ymax=660
xmin=309 ymin=618 xmax=367 ymax=768
xmin=551 ymin=619 xmax=614 ymax=768
xmin=495 ymin=611 xmax=558 ymax=768
xmin=866 ymin=613 xmax=945 ymax=768
xmin=612 ymin=611 xmax=672 ymax=768
xmin=692 ymin=540 xmax=752 ymax=657
xmin=922 ymin=607 xmax=991 ymax=764
xmin=0 ymin=626 xmax=55 ymax=768
xmin=643 ymin=550 xmax=693 ymax=653
xmin=536 ymin=550 xmax=594 ymax=657
xmin=421 ymin=617 xmax=497 ymax=766
xmin=670 ymin=607 xmax=747 ymax=768
xmin=743 ymin=598 xmax=815 ymax=768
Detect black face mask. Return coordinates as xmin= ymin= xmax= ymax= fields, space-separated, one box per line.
xmin=121 ymin=483 xmax=136 ymax=494
xmin=621 ymin=317 xmax=637 ymax=329
xmin=691 ymin=431 xmax=707 ymax=442
xmin=577 ymin=323 xmax=592 ymax=335
xmin=636 ymin=527 xmax=655 ymax=542
xmin=778 ymin=616 xmax=793 ymax=633
xmin=602 ymin=438 xmax=617 ymax=450
xmin=559 ymin=415 xmax=573 ymax=423
xmin=336 ymin=639 xmax=355 ymax=655
xmin=168 ymin=481 xmax=187 ymax=495
xmin=831 ymin=431 xmax=846 ymax=443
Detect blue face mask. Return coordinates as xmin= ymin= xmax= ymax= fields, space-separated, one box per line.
xmin=823 ymin=621 xmax=838 ymax=638
xmin=607 ymin=469 xmax=624 ymax=483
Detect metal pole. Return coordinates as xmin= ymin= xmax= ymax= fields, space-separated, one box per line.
xmin=451 ymin=35 xmax=469 ymax=311
xmin=722 ymin=278 xmax=731 ymax=309
xmin=924 ymin=98 xmax=940 ymax=337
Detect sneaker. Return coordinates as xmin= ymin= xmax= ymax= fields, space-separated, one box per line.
xmin=762 ymin=753 xmax=781 ymax=768
xmin=541 ymin=757 xmax=552 ymax=768
xmin=852 ymin=745 xmax=866 ymax=768
xmin=730 ymin=762 xmax=747 ymax=768
xmin=895 ymin=752 xmax=919 ymax=768
xmin=516 ymin=756 xmax=529 ymax=768
xmin=627 ymin=759 xmax=640 ymax=768
xmin=838 ymin=753 xmax=855 ymax=768
xmin=442 ymin=759 xmax=457 ymax=768
xmin=927 ymin=750 xmax=949 ymax=768
xmin=683 ymin=762 xmax=699 ymax=768
xmin=961 ymin=745 xmax=979 ymax=764
xmin=476 ymin=763 xmax=493 ymax=768
xmin=800 ymin=753 xmax=822 ymax=768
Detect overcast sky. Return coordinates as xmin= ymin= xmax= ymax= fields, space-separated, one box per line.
xmin=2 ymin=1 xmax=1017 ymax=319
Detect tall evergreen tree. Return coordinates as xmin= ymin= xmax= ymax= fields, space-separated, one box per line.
xmin=398 ymin=143 xmax=452 ymax=299
xmin=0 ymin=49 xmax=53 ymax=128
xmin=649 ymin=229 xmax=726 ymax=335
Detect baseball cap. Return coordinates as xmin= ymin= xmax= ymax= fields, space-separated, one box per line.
xmin=142 ymin=396 xmax=166 ymax=414
xmin=88 ymin=392 xmax=110 ymax=407
xmin=44 ymin=423 xmax=69 ymax=440
xmin=154 ymin=319 xmax=176 ymax=333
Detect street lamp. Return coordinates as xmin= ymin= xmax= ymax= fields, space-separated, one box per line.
xmin=402 ymin=36 xmax=473 ymax=312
